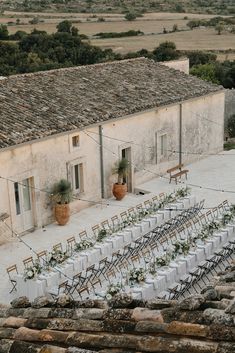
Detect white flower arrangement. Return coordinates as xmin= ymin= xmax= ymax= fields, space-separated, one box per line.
xmin=23 ymin=261 xmax=42 ymax=281
xmin=221 ymin=212 xmax=234 ymax=226
xmin=173 ymin=240 xmax=190 ymax=257
xmin=105 ymin=282 xmax=123 ymax=300
xmin=129 ymin=267 xmax=146 ymax=284
xmin=48 ymin=249 xmax=68 ymax=266
xmin=75 ymin=239 xmax=94 ymax=251
xmin=97 ymin=228 xmax=108 ymax=242
xmin=175 ymin=187 xmax=191 ymax=199
xmin=155 ymin=252 xmax=172 ymax=267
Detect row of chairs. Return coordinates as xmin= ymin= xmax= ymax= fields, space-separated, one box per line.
xmin=6 ymin=191 xmax=168 ymax=293
xmin=163 ymin=239 xmax=235 ymax=300
xmin=51 ymin=201 xmax=205 ymax=299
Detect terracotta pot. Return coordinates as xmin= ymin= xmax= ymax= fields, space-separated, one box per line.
xmin=112 ymin=183 xmax=127 ymax=201
xmin=54 ymin=203 xmax=70 ymax=225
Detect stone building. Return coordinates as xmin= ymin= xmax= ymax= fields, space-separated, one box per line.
xmin=0 ymin=58 xmax=224 ymax=235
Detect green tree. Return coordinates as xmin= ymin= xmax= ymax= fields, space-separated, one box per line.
xmin=56 ymin=20 xmax=73 ymax=33
xmin=190 ymin=63 xmax=219 ymax=84
xmin=227 ymin=114 xmax=235 ymax=138
xmin=0 ymin=24 xmax=9 ymax=40
xmin=153 ymin=41 xmax=180 ymax=61
xmin=186 ymin=51 xmax=217 ymax=67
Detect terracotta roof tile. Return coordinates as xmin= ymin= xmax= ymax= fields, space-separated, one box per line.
xmin=0 ymin=58 xmax=222 ymax=149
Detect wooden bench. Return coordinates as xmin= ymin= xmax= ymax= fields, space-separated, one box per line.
xmin=167 ymin=164 xmax=189 ymax=184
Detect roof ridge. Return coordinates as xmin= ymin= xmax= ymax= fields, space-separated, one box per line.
xmin=3 ymin=57 xmax=150 ymax=81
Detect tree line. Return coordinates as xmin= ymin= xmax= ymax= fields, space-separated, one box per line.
xmin=0 ymin=20 xmax=234 ymax=90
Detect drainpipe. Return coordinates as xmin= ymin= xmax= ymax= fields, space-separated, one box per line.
xmin=179 ymin=104 xmax=182 ymax=167
xmin=99 ymin=125 xmax=105 ymax=199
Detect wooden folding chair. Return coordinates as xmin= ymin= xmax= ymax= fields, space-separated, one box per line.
xmin=222 ymin=200 xmax=229 ymax=211
xmin=53 ymin=243 xmax=63 ymax=252
xmin=144 ymin=199 xmax=152 ymax=210
xmin=218 ymin=203 xmax=224 ymax=215
xmin=76 ymin=285 xmax=90 ymax=299
xmin=23 ymin=256 xmax=34 ymax=268
xmin=92 ymin=224 xmax=100 ymax=238
xmin=120 ymin=211 xmax=128 ymax=222
xmin=212 ymin=207 xmax=218 ymax=219
xmin=101 ymin=220 xmax=112 ymax=234
xmin=49 ymin=280 xmax=69 ymax=299
xmin=130 ymin=253 xmax=141 ymax=264
xmin=111 ymin=215 xmax=121 ymax=232
xmin=152 ymin=195 xmax=158 ymax=203
xmin=117 ymin=259 xmax=129 ymax=273
xmin=79 ymin=230 xmax=87 ymax=240
xmin=128 ymin=207 xmax=136 ymax=216
xmin=6 ymin=264 xmax=18 ymax=293
xmin=66 ymin=236 xmax=76 ymax=255
xmin=136 ymin=203 xmax=143 ymax=211
xmin=37 ymin=250 xmax=47 ymax=266
xmin=199 ymin=214 xmax=207 ymax=225
xmin=106 ymin=269 xmax=116 ymax=282
xmin=206 ymin=210 xmax=213 ymax=221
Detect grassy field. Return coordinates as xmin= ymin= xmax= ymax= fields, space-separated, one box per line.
xmin=90 ymin=28 xmax=235 ymax=53
xmin=1 ymin=11 xmax=235 ymax=59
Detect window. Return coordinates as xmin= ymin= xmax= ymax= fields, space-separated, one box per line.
xmin=160 ymin=134 xmax=167 ymax=158
xmin=72 ymin=135 xmax=80 ymax=148
xmin=73 ymin=163 xmax=84 ymax=192
xmin=14 ymin=182 xmax=21 ymax=215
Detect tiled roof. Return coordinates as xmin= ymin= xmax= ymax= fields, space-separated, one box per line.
xmin=0 ymin=58 xmax=222 ymax=149
xmin=0 ymin=265 xmax=235 ymax=353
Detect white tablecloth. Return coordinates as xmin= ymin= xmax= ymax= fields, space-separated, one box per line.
xmin=14 ymin=196 xmax=197 ymax=300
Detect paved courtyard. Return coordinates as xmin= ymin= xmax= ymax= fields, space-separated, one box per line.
xmin=0 ymin=150 xmax=235 ymax=305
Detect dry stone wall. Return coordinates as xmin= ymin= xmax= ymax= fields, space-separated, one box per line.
xmin=0 ymin=266 xmax=235 ymax=353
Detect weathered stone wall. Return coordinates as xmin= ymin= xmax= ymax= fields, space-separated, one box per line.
xmin=0 ymin=265 xmax=234 ymax=353
xmin=160 ymin=58 xmax=190 ymax=74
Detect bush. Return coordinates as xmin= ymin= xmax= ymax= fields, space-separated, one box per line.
xmin=227 ymin=114 xmax=235 ymax=138
xmin=153 ymin=41 xmax=180 ymax=62
xmin=125 ymin=12 xmax=136 ymax=21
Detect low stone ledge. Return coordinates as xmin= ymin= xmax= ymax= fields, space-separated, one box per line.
xmin=73 ymin=308 xmax=106 ymax=320
xmin=217 ymin=342 xmax=235 ymax=353
xmin=25 ymin=318 xmax=104 ymax=332
xmin=135 ymin=321 xmax=168 ymax=333
xmin=0 ymin=328 xmax=15 ymax=339
xmin=208 ymin=324 xmax=235 ymax=341
xmin=166 ymin=321 xmax=209 ymax=338
xmin=3 ymin=316 xmax=27 ymax=328
xmin=215 ymin=286 xmax=235 ymax=299
xmin=103 ymin=309 xmax=133 ymax=321
xmin=203 ymin=309 xmax=234 ymax=326
xmin=160 ymin=308 xmax=204 ymax=324
xmin=131 ymin=308 xmax=163 ymax=322
xmin=146 ymin=299 xmax=177 ymax=310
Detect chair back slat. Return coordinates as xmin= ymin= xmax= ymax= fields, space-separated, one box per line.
xmin=23 ymin=256 xmax=34 ymax=268
xmin=53 ymin=243 xmax=63 ymax=252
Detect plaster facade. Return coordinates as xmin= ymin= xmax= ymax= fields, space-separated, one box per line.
xmin=161 ymin=58 xmax=190 ymax=74
xmin=0 ymin=91 xmax=224 ymax=238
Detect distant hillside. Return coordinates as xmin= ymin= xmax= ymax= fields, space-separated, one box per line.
xmin=0 ymin=0 xmax=235 ymax=15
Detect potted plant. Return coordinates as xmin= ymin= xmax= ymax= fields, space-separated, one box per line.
xmin=112 ymin=158 xmax=129 ymax=201
xmin=51 ymin=179 xmax=72 ymax=225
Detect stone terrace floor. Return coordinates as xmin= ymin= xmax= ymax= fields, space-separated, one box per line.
xmin=0 ymin=150 xmax=235 ymax=305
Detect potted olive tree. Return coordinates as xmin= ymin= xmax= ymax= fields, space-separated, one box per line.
xmin=51 ymin=179 xmax=72 ymax=225
xmin=112 ymin=158 xmax=129 ymax=201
